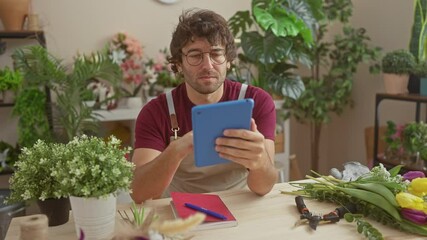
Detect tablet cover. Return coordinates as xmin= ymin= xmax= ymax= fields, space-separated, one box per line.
xmin=192 ymin=99 xmax=254 ymax=167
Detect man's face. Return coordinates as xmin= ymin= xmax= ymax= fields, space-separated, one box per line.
xmin=179 ymin=37 xmax=229 ymax=95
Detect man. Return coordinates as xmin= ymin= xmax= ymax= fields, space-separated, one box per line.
xmin=131 ymin=9 xmax=278 ymax=203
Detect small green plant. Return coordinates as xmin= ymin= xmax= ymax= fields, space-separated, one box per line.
xmin=381 ymin=49 xmax=416 ymax=75
xmin=413 ymin=61 xmax=427 ymax=78
xmin=402 ymin=121 xmax=427 ymax=160
xmin=56 ymin=135 xmax=135 ymax=198
xmin=6 ymin=140 xmax=68 ymax=203
xmin=385 ymin=120 xmax=427 ymax=160
xmin=0 ymin=66 xmax=23 ymax=92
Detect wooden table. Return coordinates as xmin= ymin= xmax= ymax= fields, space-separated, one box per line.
xmin=4 ymin=182 xmax=426 ymax=239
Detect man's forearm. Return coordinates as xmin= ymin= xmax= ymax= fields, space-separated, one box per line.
xmin=247 ymin=156 xmax=278 ymax=196
xmin=131 ymin=146 xmax=183 ymax=203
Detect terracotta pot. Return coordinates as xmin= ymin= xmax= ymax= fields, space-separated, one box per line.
xmin=37 ymin=197 xmax=70 ymax=226
xmin=0 ymin=0 xmax=30 ymax=31
xmin=383 ymin=73 xmax=409 ymax=94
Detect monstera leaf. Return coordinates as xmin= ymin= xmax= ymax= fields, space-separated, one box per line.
xmin=241 ymin=31 xmax=293 ymax=65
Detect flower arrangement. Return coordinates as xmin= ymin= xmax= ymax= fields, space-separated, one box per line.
xmin=6 ymin=140 xmax=68 ymax=203
xmin=56 ymin=135 xmax=135 ymax=198
xmin=385 ymin=120 xmax=427 ymax=161
xmin=144 ymin=48 xmax=180 ymax=97
xmin=109 ymin=32 xmax=144 ymax=97
xmin=282 ymin=164 xmax=427 ymax=239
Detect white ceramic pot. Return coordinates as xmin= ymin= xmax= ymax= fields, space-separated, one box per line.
xmin=69 ymin=194 xmax=116 ymax=240
xmin=126 ymin=96 xmax=142 ymax=109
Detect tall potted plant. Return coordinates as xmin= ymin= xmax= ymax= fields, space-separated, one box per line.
xmin=12 ymin=46 xmax=122 ymax=145
xmin=283 ymin=0 xmax=382 ymax=171
xmin=228 ymin=0 xmax=319 ymax=98
xmin=408 ymin=0 xmax=427 ymax=93
xmin=381 ymin=49 xmax=416 ymax=94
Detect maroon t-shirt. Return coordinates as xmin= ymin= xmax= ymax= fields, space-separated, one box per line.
xmin=134 ymin=79 xmax=276 ymax=150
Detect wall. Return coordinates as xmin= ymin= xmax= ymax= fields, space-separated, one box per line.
xmin=0 ymin=0 xmax=416 ymax=177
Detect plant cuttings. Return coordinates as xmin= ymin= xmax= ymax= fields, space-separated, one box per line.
xmin=282 ymin=164 xmax=427 ymax=239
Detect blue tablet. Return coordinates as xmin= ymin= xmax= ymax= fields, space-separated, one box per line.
xmin=192 ymin=98 xmax=254 ymax=167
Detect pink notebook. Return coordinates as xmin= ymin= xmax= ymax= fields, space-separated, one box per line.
xmin=170 ymin=192 xmax=238 ymax=230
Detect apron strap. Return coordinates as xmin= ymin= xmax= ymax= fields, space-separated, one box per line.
xmin=166 ymin=90 xmax=179 ymax=139
xmin=238 ymin=83 xmax=248 ymax=100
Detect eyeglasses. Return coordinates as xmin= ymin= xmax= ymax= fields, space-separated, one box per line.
xmin=182 ymin=49 xmax=226 ymax=66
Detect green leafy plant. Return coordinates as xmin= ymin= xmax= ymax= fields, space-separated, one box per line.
xmin=402 ymin=121 xmax=427 ymax=160
xmin=6 ymin=140 xmax=68 ymax=203
xmin=0 ymin=66 xmax=23 ymax=92
xmin=228 ymin=0 xmax=319 ymax=97
xmin=56 ymin=135 xmax=134 ymax=198
xmin=385 ymin=120 xmax=427 ymax=160
xmin=12 ymin=46 xmax=122 ymax=145
xmin=381 ymin=49 xmax=416 ymax=75
xmin=282 ymin=0 xmax=381 ymax=171
xmin=409 ymin=0 xmax=427 ymax=63
xmin=413 ymin=61 xmax=427 ymax=78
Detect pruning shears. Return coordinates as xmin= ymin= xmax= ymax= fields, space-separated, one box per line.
xmin=294 ymin=195 xmax=357 ymax=230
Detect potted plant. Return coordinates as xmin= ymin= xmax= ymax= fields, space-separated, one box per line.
xmin=282 ymin=0 xmax=381 ymax=171
xmin=12 ymin=45 xmax=122 ymax=145
xmin=413 ymin=61 xmax=427 ymax=95
xmin=381 ymin=49 xmax=416 ymax=94
xmin=384 ymin=120 xmax=427 ymax=168
xmin=6 ymin=140 xmax=71 ymax=226
xmin=143 ymin=48 xmax=181 ymax=101
xmin=228 ymin=0 xmax=316 ymax=98
xmin=0 ymin=66 xmax=23 ymax=103
xmin=56 ymin=134 xmax=135 ymax=240
xmin=108 ymin=32 xmax=145 ymax=108
xmin=408 ymin=0 xmax=427 ymax=93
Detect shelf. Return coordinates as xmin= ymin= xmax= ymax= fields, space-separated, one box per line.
xmin=0 ymin=103 xmax=14 ymax=107
xmin=0 ymin=31 xmax=46 ymax=47
xmin=373 ymin=93 xmax=427 ymax=170
xmin=92 ymin=108 xmax=140 ymax=122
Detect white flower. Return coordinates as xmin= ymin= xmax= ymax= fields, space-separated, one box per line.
xmin=110 ymin=49 xmax=126 ymax=64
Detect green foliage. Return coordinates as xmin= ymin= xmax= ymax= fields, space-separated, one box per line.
xmin=12 ymin=46 xmax=122 ymax=144
xmin=228 ymin=0 xmax=318 ymax=97
xmin=284 ymin=0 xmax=382 ymax=125
xmin=385 ymin=120 xmax=427 ymax=160
xmin=381 ymin=49 xmax=416 ymax=75
xmin=12 ymin=87 xmax=52 ymax=147
xmin=55 ymin=135 xmax=135 ymax=198
xmin=281 ymin=164 xmax=427 ymax=238
xmin=6 ymin=140 xmax=69 ymax=203
xmin=413 ymin=61 xmax=427 ymax=77
xmin=402 ymin=121 xmax=427 ymax=159
xmin=344 ymin=214 xmax=384 ymax=240
xmin=7 ymin=135 xmax=135 ymax=203
xmin=409 ymin=0 xmax=427 ymax=62
xmin=0 ymin=67 xmax=23 ymax=92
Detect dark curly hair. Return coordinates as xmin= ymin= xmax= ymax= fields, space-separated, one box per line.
xmin=168 ymin=8 xmax=237 ymax=73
